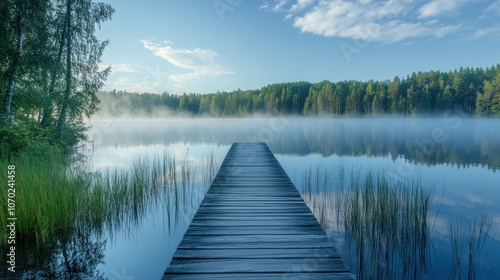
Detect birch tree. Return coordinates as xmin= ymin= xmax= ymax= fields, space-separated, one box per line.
xmin=1 ymin=0 xmax=25 ymax=125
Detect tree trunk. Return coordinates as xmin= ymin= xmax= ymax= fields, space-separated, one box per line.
xmin=41 ymin=16 xmax=67 ymax=127
xmin=57 ymin=0 xmax=72 ymax=136
xmin=3 ymin=0 xmax=25 ymax=125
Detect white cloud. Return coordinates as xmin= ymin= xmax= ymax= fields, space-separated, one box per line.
xmin=169 ymin=65 xmax=233 ymax=83
xmin=261 ymin=0 xmax=289 ymax=12
xmin=99 ymin=63 xmax=138 ymax=73
xmin=112 ymin=64 xmax=138 ymax=73
xmin=418 ymin=0 xmax=469 ymax=18
xmin=141 ymin=40 xmax=233 ymax=82
xmin=485 ymin=0 xmax=500 ymax=15
xmin=470 ymin=25 xmax=500 ymax=40
xmin=286 ymin=0 xmax=464 ymax=43
xmin=290 ymin=0 xmax=315 ymax=12
xmin=103 ymin=74 xmax=188 ymax=94
xmin=103 ymin=77 xmax=162 ymax=93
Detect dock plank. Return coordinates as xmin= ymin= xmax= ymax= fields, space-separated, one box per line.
xmin=165 ymin=258 xmax=349 ymax=273
xmin=163 ymin=142 xmax=353 ymax=279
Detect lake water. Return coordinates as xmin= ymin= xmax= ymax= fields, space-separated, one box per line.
xmin=10 ymin=117 xmax=499 ymax=279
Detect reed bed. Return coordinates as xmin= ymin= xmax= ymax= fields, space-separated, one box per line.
xmin=0 ymin=151 xmax=219 ymax=245
xmin=0 ymin=153 xmax=85 ymax=244
xmin=303 ymin=164 xmax=433 ymax=279
xmin=302 ymin=162 xmax=493 ymax=280
xmin=447 ymin=216 xmax=493 ymax=280
xmin=1 ymin=149 xmax=219 ymax=278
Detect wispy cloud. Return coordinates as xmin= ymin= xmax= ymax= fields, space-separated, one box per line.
xmin=261 ymin=0 xmax=289 ymax=12
xmin=418 ymin=0 xmax=470 ymax=18
xmin=290 ymin=0 xmax=315 ymax=12
xmin=263 ymin=0 xmax=488 ymax=43
xmin=485 ymin=0 xmax=500 ymax=15
xmin=470 ymin=25 xmax=500 ymax=40
xmin=141 ymin=40 xmax=233 ymax=82
xmin=99 ymin=63 xmax=138 ymax=73
xmin=103 ymin=77 xmax=162 ymax=93
xmin=112 ymin=64 xmax=138 ymax=73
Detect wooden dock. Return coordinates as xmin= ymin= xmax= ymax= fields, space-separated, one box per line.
xmin=163 ymin=142 xmax=354 ymax=279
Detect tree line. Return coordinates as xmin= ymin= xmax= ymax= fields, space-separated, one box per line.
xmin=1 ymin=0 xmax=114 ymax=155
xmin=98 ymin=65 xmax=500 ymax=118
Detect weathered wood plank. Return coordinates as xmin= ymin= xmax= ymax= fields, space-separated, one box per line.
xmin=201 ymin=196 xmax=305 ymax=201
xmin=176 ymin=241 xmax=337 ymax=250
xmin=184 ymin=227 xmax=327 ymax=236
xmin=162 ymin=273 xmax=355 ymax=280
xmin=163 ymin=142 xmax=353 ymax=279
xmin=195 ymin=208 xmax=313 ymax=214
xmin=191 ymin=219 xmax=317 ymax=227
xmin=179 ymin=234 xmax=331 ymax=243
xmin=165 ymin=259 xmax=350 ymax=274
xmin=171 ymin=248 xmax=341 ymax=259
xmin=191 ymin=212 xmax=316 ymax=218
xmin=190 ymin=216 xmax=319 ymax=222
xmin=195 ymin=207 xmax=313 ymax=213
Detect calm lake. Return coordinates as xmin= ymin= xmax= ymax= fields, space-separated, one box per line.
xmin=85 ymin=117 xmax=500 ymax=279
xmin=7 ymin=117 xmax=498 ymax=279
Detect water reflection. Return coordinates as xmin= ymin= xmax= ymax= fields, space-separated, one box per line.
xmin=1 ymin=230 xmax=105 ymax=279
xmin=1 ymin=145 xmax=222 ymax=279
xmin=92 ymin=144 xmax=225 ymax=279
xmin=5 ymin=118 xmax=498 ymax=279
xmin=278 ymin=153 xmax=500 ymax=279
xmin=90 ymin=118 xmax=500 ymax=170
xmin=86 ymin=118 xmax=499 ymax=279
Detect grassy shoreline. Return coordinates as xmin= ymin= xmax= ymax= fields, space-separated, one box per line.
xmin=1 ymin=151 xmax=217 ymax=244
xmin=1 ymin=150 xmax=218 ymax=279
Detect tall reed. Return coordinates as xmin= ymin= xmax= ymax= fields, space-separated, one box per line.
xmin=0 ymin=153 xmax=85 ymax=244
xmin=302 ymin=165 xmax=433 ymax=280
xmin=447 ymin=215 xmax=492 ymax=280
xmin=302 ymin=161 xmax=496 ymax=279
xmin=1 ymin=148 xmax=220 ymax=278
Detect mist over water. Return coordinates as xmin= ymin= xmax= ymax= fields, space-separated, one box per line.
xmin=51 ymin=117 xmax=500 ymax=279
xmin=89 ymin=117 xmax=500 ymax=170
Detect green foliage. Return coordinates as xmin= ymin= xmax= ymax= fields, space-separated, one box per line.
xmin=0 ymin=151 xmax=217 ymax=245
xmin=0 ymin=117 xmax=88 ymax=157
xmin=1 ymin=0 xmax=114 ymax=155
xmin=98 ymin=65 xmax=500 ymax=118
xmin=0 ymin=121 xmax=61 ymax=157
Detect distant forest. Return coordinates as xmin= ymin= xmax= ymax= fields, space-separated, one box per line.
xmin=98 ymin=65 xmax=500 ymax=117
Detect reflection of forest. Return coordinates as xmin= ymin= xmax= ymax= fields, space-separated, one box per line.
xmin=89 ymin=118 xmax=500 ymax=170
xmin=0 ymin=231 xmax=105 ymax=279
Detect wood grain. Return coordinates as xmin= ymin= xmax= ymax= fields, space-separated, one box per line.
xmin=163 ymin=142 xmax=353 ymax=279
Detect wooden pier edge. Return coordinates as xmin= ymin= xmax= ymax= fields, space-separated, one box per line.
xmin=163 ymin=142 xmax=354 ymax=280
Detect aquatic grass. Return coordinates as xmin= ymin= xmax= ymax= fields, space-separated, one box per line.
xmin=0 ymin=150 xmax=218 ymax=245
xmin=448 ymin=217 xmax=467 ymax=279
xmin=302 ymin=164 xmax=434 ymax=280
xmin=0 ymin=153 xmax=85 ymax=244
xmin=447 ymin=215 xmax=493 ymax=280
xmin=1 ymin=147 xmax=221 ymax=278
xmin=302 ymin=161 xmax=496 ymax=280
xmin=86 ymin=152 xmax=199 ymax=239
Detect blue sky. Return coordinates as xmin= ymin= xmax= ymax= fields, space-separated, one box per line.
xmin=96 ymin=0 xmax=500 ymax=94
